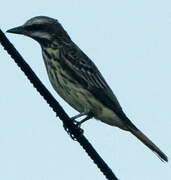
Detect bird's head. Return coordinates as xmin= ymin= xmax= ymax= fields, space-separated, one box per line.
xmin=7 ymin=16 xmax=70 ymax=45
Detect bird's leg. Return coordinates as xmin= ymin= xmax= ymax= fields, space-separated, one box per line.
xmin=71 ymin=111 xmax=94 ymax=127
xmin=71 ymin=112 xmax=88 ymax=120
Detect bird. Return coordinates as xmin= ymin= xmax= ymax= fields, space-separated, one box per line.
xmin=7 ymin=16 xmax=168 ymax=162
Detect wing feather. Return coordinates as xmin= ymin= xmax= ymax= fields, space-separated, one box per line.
xmin=60 ymin=44 xmax=121 ymax=106
xmin=59 ymin=43 xmax=135 ymax=127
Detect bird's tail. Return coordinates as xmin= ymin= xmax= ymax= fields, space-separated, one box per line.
xmin=127 ymin=125 xmax=168 ymax=162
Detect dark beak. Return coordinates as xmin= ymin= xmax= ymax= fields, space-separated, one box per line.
xmin=6 ymin=26 xmax=25 ymax=35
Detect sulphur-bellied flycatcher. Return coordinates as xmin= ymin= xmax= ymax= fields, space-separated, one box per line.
xmin=7 ymin=16 xmax=168 ymax=162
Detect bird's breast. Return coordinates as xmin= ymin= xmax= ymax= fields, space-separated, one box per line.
xmin=42 ymin=48 xmax=126 ymax=129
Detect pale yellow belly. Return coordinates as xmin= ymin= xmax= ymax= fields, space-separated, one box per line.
xmin=48 ymin=66 xmax=126 ymax=129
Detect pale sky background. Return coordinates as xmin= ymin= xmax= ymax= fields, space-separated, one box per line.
xmin=0 ymin=0 xmax=171 ymax=180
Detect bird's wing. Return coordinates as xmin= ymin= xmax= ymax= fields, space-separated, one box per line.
xmin=60 ymin=43 xmax=130 ymax=121
xmin=60 ymin=43 xmax=168 ymax=162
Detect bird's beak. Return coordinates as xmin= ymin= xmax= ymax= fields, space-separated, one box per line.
xmin=6 ymin=26 xmax=25 ymax=35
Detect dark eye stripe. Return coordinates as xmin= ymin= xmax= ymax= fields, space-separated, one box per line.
xmin=25 ymin=24 xmax=45 ymax=31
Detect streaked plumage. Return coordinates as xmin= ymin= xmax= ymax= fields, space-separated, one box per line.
xmin=7 ymin=16 xmax=168 ymax=162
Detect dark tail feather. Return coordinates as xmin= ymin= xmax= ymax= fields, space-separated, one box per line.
xmin=128 ymin=126 xmax=168 ymax=162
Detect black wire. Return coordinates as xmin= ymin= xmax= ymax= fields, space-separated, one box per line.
xmin=0 ymin=29 xmax=119 ymax=180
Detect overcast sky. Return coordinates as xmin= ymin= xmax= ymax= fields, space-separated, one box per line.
xmin=0 ymin=0 xmax=171 ymax=180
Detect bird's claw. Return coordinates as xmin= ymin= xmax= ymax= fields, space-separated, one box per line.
xmin=63 ymin=111 xmax=93 ymax=140
xmin=63 ymin=123 xmax=84 ymax=141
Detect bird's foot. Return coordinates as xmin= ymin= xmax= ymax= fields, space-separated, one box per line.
xmin=63 ymin=123 xmax=84 ymax=141
xmin=63 ymin=111 xmax=93 ymax=140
